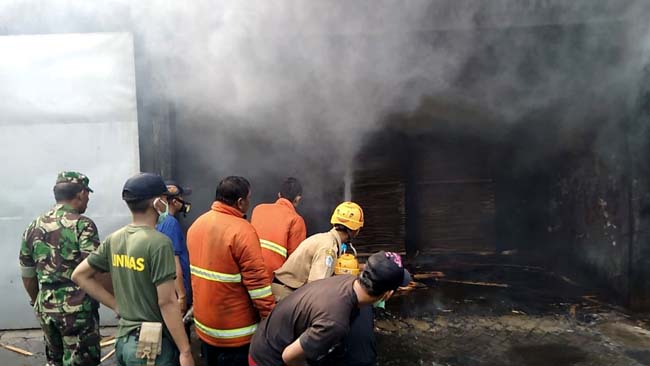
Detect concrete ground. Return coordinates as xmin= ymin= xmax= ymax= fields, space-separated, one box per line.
xmin=2 ymin=258 xmax=650 ymax=366
xmin=0 ymin=327 xmax=117 ymax=366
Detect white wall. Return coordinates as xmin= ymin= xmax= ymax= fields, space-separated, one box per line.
xmin=0 ymin=33 xmax=140 ymax=329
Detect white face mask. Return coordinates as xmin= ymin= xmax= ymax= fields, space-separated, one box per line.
xmin=154 ymin=198 xmax=169 ymax=225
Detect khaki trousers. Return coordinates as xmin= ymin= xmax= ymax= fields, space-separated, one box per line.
xmin=271 ymin=282 xmax=295 ymax=302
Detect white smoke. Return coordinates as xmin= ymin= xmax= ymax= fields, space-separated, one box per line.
xmin=1 ymin=0 xmax=649 ymax=222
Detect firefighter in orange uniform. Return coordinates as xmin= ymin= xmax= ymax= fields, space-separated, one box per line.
xmin=187 ymin=176 xmax=274 ymax=366
xmin=250 ymin=177 xmax=307 ymax=277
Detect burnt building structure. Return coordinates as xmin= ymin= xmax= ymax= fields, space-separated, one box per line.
xmin=3 ymin=1 xmax=650 ymax=311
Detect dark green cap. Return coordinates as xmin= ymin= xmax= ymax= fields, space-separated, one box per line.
xmin=56 ymin=171 xmax=93 ymax=192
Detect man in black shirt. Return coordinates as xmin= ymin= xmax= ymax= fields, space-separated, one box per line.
xmin=249 ymin=251 xmax=411 ymax=366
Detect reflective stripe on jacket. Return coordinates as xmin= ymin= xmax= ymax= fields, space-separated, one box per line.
xmin=188 ymin=201 xmax=274 ymax=347
xmin=250 ymin=198 xmax=307 ymax=276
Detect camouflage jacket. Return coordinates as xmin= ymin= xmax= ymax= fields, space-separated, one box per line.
xmin=19 ymin=204 xmax=100 ymax=313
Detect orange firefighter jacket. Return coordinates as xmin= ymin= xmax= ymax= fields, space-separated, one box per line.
xmin=187 ymin=201 xmax=274 ymax=347
xmin=250 ymin=198 xmax=307 ymax=276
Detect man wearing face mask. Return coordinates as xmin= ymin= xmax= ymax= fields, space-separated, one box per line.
xmin=72 ymin=173 xmax=194 ymax=366
xmin=187 ymin=176 xmax=274 ymax=366
xmin=20 ymin=171 xmax=102 ymax=366
xmin=156 ymin=181 xmax=193 ymax=318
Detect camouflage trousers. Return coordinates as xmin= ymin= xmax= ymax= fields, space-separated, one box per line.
xmin=38 ymin=308 xmax=101 ymax=366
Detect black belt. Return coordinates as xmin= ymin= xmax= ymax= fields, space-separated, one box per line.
xmin=128 ymin=326 xmax=141 ymax=338
xmin=41 ymin=282 xmax=75 ymax=290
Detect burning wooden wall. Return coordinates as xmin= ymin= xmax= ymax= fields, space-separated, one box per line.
xmin=351 ymin=126 xmax=498 ymax=258
xmin=351 ymin=129 xmax=407 ymax=256
xmin=409 ymin=136 xmax=496 ymax=255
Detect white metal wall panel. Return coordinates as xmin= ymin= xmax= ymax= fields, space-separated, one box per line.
xmin=0 ymin=33 xmax=139 ymax=329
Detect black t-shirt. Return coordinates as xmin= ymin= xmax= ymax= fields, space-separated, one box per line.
xmin=250 ymin=275 xmax=359 ymax=366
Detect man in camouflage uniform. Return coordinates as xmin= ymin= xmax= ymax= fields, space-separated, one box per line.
xmin=19 ymin=172 xmax=102 ymax=366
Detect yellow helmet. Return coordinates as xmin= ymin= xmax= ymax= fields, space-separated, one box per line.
xmin=330 ymin=201 xmax=364 ymax=231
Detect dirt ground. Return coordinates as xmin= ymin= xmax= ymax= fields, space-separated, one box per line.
xmin=3 ymin=258 xmax=650 ymax=366
xmin=375 ymin=258 xmax=650 ymax=366
xmin=376 ymin=307 xmax=650 ymax=366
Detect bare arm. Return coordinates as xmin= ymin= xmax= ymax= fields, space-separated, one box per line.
xmin=96 ymin=272 xmax=115 ymax=295
xmin=21 ymin=277 xmax=38 ymax=304
xmin=282 ymin=338 xmax=307 ymax=366
xmin=174 ymin=256 xmax=187 ymax=314
xmin=157 ymin=280 xmax=194 ymax=366
xmin=77 ymin=219 xmax=114 ymax=295
xmin=71 ymin=259 xmax=118 ymax=313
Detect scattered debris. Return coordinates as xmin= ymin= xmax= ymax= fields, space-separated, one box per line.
xmin=376 ymin=319 xmax=402 ymax=332
xmin=405 ymin=318 xmax=432 ymax=332
xmin=582 ymin=296 xmax=630 ymax=315
xmin=559 ymin=275 xmax=579 ymax=286
xmin=395 ymin=281 xmax=427 ymax=294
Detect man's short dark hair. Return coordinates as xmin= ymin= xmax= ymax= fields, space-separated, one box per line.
xmin=358 ymin=275 xmax=384 ymax=297
xmin=126 ymin=198 xmax=154 ymax=213
xmin=334 ymin=224 xmax=351 ymax=232
xmin=279 ymin=177 xmax=302 ymax=202
xmin=53 ymin=183 xmax=84 ymax=202
xmin=215 ymin=176 xmax=251 ymax=206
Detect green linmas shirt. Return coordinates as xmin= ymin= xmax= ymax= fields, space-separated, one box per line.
xmin=88 ymin=224 xmax=176 ymax=337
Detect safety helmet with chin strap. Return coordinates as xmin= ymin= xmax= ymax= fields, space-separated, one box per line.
xmin=330 ymin=201 xmax=364 ymax=231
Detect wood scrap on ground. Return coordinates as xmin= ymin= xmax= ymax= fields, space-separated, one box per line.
xmin=437 ymin=279 xmax=510 ymax=288
xmin=582 ymin=295 xmax=629 ymax=315
xmin=413 ymin=271 xmax=445 ymax=280
xmin=101 ymin=335 xmax=115 ymax=343
xmin=100 ymin=338 xmax=116 ymax=348
xmin=101 ymin=348 xmax=116 ymax=363
xmin=0 ymin=343 xmax=33 ymax=356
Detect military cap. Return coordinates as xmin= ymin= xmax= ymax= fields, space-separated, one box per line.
xmin=56 ymin=171 xmax=93 ymax=192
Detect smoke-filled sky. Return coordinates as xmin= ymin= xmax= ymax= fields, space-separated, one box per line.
xmin=2 ymin=1 xmax=648 ymax=147
xmin=1 ymin=1 xmax=650 ymax=227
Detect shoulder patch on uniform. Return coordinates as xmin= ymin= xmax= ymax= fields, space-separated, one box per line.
xmin=325 ymin=255 xmax=334 ymax=268
xmin=325 ymin=248 xmax=335 ymax=257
